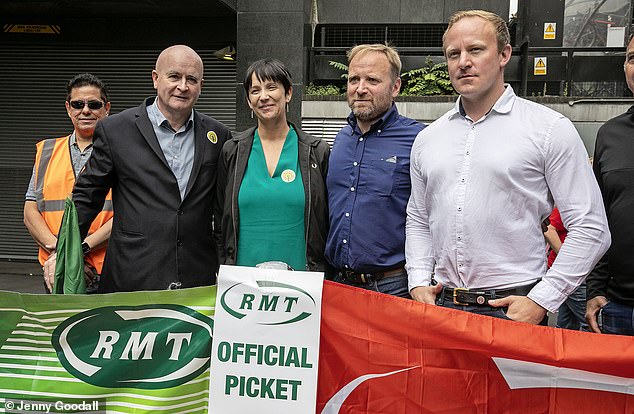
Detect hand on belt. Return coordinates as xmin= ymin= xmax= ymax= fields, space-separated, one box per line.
xmin=441 ymin=282 xmax=538 ymax=306
xmin=338 ymin=267 xmax=405 ymax=284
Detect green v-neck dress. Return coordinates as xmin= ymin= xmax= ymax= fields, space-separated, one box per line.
xmin=236 ymin=127 xmax=306 ymax=270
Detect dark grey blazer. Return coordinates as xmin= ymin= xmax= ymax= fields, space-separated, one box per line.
xmin=73 ymin=97 xmax=231 ymax=292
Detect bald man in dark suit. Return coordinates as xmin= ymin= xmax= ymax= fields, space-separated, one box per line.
xmin=73 ymin=45 xmax=231 ymax=292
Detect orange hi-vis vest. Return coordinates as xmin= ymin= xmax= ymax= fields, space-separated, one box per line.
xmin=34 ymin=135 xmax=113 ymax=273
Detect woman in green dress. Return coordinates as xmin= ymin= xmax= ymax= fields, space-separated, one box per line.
xmin=218 ymin=59 xmax=330 ymax=271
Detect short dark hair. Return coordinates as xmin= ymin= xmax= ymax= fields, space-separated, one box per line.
xmin=66 ymin=73 xmax=110 ymax=103
xmin=243 ymin=59 xmax=292 ymax=96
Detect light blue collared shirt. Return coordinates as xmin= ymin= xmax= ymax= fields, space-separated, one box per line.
xmin=146 ymin=97 xmax=195 ymax=200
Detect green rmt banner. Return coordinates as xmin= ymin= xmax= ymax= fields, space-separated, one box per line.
xmin=0 ymin=286 xmax=216 ymax=413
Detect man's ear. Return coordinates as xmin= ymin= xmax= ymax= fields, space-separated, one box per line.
xmin=151 ymin=70 xmax=159 ymax=89
xmin=499 ymin=44 xmax=512 ymax=69
xmin=392 ymin=77 xmax=402 ymax=98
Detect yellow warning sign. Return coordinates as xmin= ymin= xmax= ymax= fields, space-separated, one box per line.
xmin=544 ymin=22 xmax=556 ymax=40
xmin=534 ymin=57 xmax=547 ymax=76
xmin=3 ymin=24 xmax=61 ymax=34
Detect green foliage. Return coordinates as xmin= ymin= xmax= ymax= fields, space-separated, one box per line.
xmin=304 ymin=83 xmax=344 ymax=96
xmin=400 ymin=59 xmax=455 ymax=96
xmin=306 ymin=58 xmax=455 ymax=96
xmin=329 ymin=61 xmax=349 ymax=79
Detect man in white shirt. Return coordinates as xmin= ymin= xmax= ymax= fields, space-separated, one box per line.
xmin=405 ymin=10 xmax=610 ymax=325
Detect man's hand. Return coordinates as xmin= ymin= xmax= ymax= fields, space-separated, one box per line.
xmin=410 ymin=284 xmax=443 ymax=304
xmin=44 ymin=241 xmax=57 ymax=255
xmin=586 ymin=296 xmax=608 ymax=334
xmin=43 ymin=252 xmax=57 ymax=292
xmin=489 ymin=295 xmax=547 ymax=324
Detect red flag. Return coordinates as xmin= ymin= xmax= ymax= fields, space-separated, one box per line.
xmin=318 ymin=281 xmax=634 ymax=414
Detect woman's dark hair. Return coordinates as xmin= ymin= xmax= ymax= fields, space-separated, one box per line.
xmin=66 ymin=73 xmax=110 ymax=103
xmin=243 ymin=59 xmax=292 ymax=95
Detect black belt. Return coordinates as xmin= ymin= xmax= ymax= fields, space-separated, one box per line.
xmin=337 ymin=267 xmax=405 ymax=284
xmin=438 ymin=282 xmax=538 ymax=306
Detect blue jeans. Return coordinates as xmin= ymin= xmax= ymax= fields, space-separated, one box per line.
xmin=600 ymin=300 xmax=634 ymax=336
xmin=556 ymin=283 xmax=588 ymax=331
xmin=333 ymin=270 xmax=410 ymax=298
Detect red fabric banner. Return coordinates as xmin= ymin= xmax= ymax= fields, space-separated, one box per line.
xmin=317 ymin=281 xmax=634 ymax=413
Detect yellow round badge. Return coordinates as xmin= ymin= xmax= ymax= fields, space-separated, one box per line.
xmin=281 ymin=169 xmax=296 ymax=183
xmin=207 ymin=131 xmax=218 ymax=144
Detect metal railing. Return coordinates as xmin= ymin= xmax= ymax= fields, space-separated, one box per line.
xmin=309 ymin=44 xmax=629 ymax=97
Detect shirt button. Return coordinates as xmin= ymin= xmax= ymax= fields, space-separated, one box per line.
xmin=457 ymin=207 xmax=462 ymax=212
xmin=466 ymin=151 xmax=470 ymax=155
xmin=457 ymin=236 xmax=462 ymax=240
xmin=177 ymin=209 xmax=184 ymax=215
xmin=343 ymin=239 xmax=347 ymax=244
xmin=460 ymin=178 xmax=465 ymax=183
xmin=176 ymin=239 xmax=183 ymax=246
xmin=359 ymin=137 xmax=364 ymax=142
xmin=378 ymin=129 xmax=382 ymax=133
xmin=350 ymin=187 xmax=355 ymax=192
xmin=345 ymin=212 xmax=350 ymax=217
xmin=353 ymin=162 xmax=358 ymax=166
xmin=345 ymin=265 xmax=349 ymax=269
xmin=458 ymin=264 xmax=463 ymax=267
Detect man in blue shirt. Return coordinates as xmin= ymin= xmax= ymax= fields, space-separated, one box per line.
xmin=325 ymin=44 xmax=425 ymax=297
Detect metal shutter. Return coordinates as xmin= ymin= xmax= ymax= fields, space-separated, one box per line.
xmin=0 ymin=43 xmax=236 ymax=260
xmin=301 ymin=118 xmax=348 ymax=148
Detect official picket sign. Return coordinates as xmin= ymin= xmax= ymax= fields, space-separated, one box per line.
xmin=209 ymin=265 xmax=324 ymax=413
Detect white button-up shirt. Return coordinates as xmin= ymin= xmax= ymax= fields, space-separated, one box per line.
xmin=405 ymin=86 xmax=610 ymax=312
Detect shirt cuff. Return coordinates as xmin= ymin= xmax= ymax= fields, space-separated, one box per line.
xmin=526 ymin=280 xmax=568 ymax=313
xmin=407 ymin=269 xmax=432 ymax=292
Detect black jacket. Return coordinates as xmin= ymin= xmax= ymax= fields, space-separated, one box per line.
xmin=74 ymin=98 xmax=231 ymax=292
xmin=588 ymin=106 xmax=634 ymax=305
xmin=218 ymin=124 xmax=330 ymax=272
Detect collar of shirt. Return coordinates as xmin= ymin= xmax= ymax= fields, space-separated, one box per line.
xmin=450 ymin=84 xmax=515 ymax=121
xmin=346 ymin=102 xmax=400 ymax=135
xmin=69 ymin=131 xmax=93 ymax=153
xmin=69 ymin=131 xmax=78 ymax=148
xmin=147 ymin=97 xmax=194 ymax=133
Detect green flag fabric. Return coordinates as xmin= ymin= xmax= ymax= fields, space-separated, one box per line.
xmin=53 ymin=197 xmax=85 ymax=294
xmin=0 ymin=286 xmax=215 ymax=413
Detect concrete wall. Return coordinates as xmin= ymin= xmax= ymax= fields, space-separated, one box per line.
xmin=316 ymin=0 xmax=509 ymax=23
xmin=236 ymin=0 xmax=307 ymax=130
xmin=302 ymin=98 xmax=634 ymax=154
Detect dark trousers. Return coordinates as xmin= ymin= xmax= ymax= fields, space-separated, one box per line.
xmin=600 ymin=300 xmax=634 ymax=336
xmin=333 ymin=269 xmax=410 ymax=299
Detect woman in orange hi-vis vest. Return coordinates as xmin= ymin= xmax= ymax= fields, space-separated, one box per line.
xmin=24 ymin=74 xmax=113 ymax=293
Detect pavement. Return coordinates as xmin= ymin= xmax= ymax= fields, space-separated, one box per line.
xmin=0 ymin=259 xmax=47 ymax=294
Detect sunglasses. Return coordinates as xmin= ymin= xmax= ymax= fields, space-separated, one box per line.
xmin=69 ymin=100 xmax=104 ymax=110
